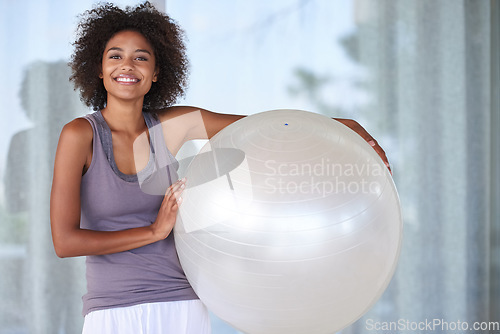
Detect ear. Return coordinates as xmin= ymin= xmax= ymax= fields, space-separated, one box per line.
xmin=152 ymin=67 xmax=159 ymax=82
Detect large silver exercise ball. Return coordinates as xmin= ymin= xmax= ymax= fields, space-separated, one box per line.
xmin=174 ymin=109 xmax=402 ymax=334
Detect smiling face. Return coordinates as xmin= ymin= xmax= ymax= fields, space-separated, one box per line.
xmin=100 ymin=30 xmax=158 ymax=107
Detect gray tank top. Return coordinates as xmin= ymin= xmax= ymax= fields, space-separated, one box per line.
xmin=80 ymin=110 xmax=198 ymax=316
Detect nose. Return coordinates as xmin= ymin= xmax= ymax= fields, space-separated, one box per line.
xmin=121 ymin=57 xmax=134 ymax=70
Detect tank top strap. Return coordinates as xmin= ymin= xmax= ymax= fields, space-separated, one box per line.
xmin=89 ymin=110 xmax=155 ymax=182
xmin=80 ymin=110 xmax=179 ymax=192
xmin=81 ymin=111 xmax=111 ymax=178
xmin=79 ymin=111 xmax=197 ymax=315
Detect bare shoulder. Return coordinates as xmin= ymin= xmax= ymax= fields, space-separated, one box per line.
xmin=154 ymin=107 xmax=199 ymax=155
xmin=56 ymin=117 xmax=94 ymax=171
xmin=61 ymin=117 xmax=93 ymax=138
xmin=157 ymin=106 xmax=201 ymax=122
xmin=156 ymin=105 xmax=245 ymax=141
xmin=155 ymin=106 xmax=198 ymax=135
xmin=59 ymin=117 xmax=93 ymax=153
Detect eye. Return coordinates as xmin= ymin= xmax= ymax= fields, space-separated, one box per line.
xmin=109 ymin=54 xmax=121 ymax=60
xmin=136 ymin=56 xmax=148 ymax=61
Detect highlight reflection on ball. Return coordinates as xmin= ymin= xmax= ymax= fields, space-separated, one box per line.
xmin=174 ymin=109 xmax=402 ymax=334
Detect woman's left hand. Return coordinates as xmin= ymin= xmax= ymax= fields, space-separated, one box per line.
xmin=334 ymin=118 xmax=392 ymax=174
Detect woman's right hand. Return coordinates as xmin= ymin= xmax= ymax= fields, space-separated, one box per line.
xmin=151 ymin=178 xmax=186 ymax=240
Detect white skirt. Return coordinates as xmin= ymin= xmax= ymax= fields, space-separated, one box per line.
xmin=82 ymin=300 xmax=211 ymax=334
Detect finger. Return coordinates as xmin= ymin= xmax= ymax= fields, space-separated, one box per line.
xmin=167 ymin=192 xmax=183 ymax=212
xmin=372 ymin=144 xmax=392 ymax=174
xmin=338 ymin=119 xmax=392 ymax=174
xmin=166 ymin=182 xmax=185 ymax=203
xmin=172 ymin=185 xmax=185 ymax=201
xmin=165 ymin=178 xmax=186 ymax=196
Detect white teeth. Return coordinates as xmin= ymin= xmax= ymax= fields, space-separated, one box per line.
xmin=116 ymin=77 xmax=138 ymax=83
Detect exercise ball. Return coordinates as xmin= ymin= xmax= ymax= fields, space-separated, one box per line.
xmin=174 ymin=109 xmax=402 ymax=334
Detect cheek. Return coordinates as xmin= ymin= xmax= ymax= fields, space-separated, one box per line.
xmin=99 ymin=63 xmax=110 ymax=80
xmin=143 ymin=81 xmax=154 ymax=94
xmin=100 ymin=67 xmax=115 ymax=92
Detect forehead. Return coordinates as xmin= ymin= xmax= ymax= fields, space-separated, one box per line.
xmin=105 ymin=30 xmax=154 ymax=52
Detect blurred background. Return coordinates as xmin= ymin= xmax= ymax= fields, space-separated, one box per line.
xmin=0 ymin=0 xmax=498 ymax=333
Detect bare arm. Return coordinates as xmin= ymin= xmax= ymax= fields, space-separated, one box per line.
xmin=157 ymin=106 xmax=390 ymax=172
xmin=158 ymin=106 xmax=245 ymax=143
xmin=50 ymin=118 xmax=184 ymax=258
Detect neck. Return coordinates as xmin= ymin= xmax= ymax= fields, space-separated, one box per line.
xmin=101 ymin=96 xmax=146 ymax=133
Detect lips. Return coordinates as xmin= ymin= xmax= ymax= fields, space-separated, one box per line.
xmin=114 ymin=74 xmax=140 ymax=84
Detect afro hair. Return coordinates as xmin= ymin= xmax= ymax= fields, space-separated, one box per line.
xmin=69 ymin=1 xmax=189 ymax=111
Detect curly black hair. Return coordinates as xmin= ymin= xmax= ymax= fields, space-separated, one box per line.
xmin=69 ymin=1 xmax=189 ymax=111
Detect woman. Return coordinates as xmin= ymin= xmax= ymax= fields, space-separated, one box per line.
xmin=50 ymin=2 xmax=390 ymax=333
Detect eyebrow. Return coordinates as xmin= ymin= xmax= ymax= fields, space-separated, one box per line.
xmin=106 ymin=47 xmax=152 ymax=55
